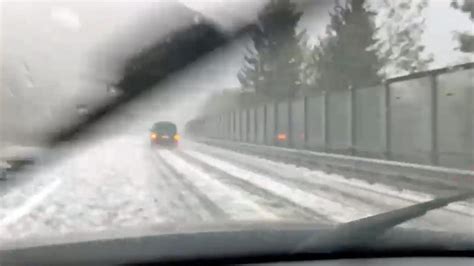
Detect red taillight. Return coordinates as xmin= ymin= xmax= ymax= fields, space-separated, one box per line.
xmin=277 ymin=133 xmax=287 ymax=141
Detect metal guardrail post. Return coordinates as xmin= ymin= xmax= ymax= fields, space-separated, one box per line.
xmin=470 ymin=78 xmax=474 ymax=167
xmin=303 ymin=96 xmax=309 ymax=149
xmin=471 ymin=80 xmax=474 ymax=167
xmin=232 ymin=111 xmax=236 ymax=141
xmin=231 ymin=112 xmax=234 ymax=140
xmin=216 ymin=115 xmax=220 ymax=139
xmin=235 ymin=111 xmax=239 ymax=141
xmin=240 ymin=110 xmax=244 ymax=142
xmin=218 ymin=116 xmax=220 ymax=138
xmin=322 ymin=91 xmax=328 ymax=152
xmin=211 ymin=117 xmax=214 ymax=138
xmin=288 ymin=99 xmax=293 ymax=148
xmin=349 ymin=87 xmax=355 ymax=155
xmin=383 ymin=83 xmax=392 ymax=160
xmin=273 ymin=102 xmax=278 ymax=146
xmin=263 ymin=104 xmax=267 ymax=145
xmin=430 ymin=74 xmax=439 ymax=165
xmin=227 ymin=112 xmax=231 ymax=140
xmin=214 ymin=116 xmax=217 ymax=138
xmin=241 ymin=110 xmax=244 ymax=142
xmin=220 ymin=115 xmax=223 ymax=138
xmin=254 ymin=108 xmax=258 ymax=143
xmin=221 ymin=114 xmax=224 ymax=139
xmin=246 ymin=109 xmax=250 ymax=142
xmin=239 ymin=111 xmax=243 ymax=141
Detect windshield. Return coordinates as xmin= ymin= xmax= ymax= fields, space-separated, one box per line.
xmin=1 ymin=0 xmax=473 ymax=252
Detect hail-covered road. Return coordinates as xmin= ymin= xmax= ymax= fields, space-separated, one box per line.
xmin=1 ymin=134 xmax=473 ymax=243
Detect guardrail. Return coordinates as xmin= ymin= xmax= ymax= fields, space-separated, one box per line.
xmin=197 ymin=138 xmax=474 ymax=193
xmin=187 ymin=62 xmax=474 ymax=171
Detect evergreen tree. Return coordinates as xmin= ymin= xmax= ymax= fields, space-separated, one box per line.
xmin=237 ymin=0 xmax=304 ymax=100
xmin=451 ymin=0 xmax=474 ymax=53
xmin=315 ymin=0 xmax=381 ymax=92
xmin=201 ymin=89 xmax=243 ymax=115
xmin=299 ymin=30 xmax=319 ymax=96
xmin=368 ymin=0 xmax=433 ymax=76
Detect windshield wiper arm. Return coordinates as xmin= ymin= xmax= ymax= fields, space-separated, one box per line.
xmin=295 ymin=191 xmax=474 ymax=253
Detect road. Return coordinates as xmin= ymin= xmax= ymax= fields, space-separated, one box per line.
xmin=0 ymin=134 xmax=473 ymax=242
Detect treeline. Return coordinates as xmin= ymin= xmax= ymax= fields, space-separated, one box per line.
xmin=202 ymin=0 xmax=473 ymax=115
xmin=451 ymin=0 xmax=474 ymax=53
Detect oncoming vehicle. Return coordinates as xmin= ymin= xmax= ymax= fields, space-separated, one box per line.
xmin=150 ymin=121 xmax=180 ymax=148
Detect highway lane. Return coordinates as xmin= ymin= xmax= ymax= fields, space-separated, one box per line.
xmin=1 ymin=135 xmax=473 ymax=242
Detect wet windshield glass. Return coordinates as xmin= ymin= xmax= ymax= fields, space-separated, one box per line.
xmin=1 ymin=0 xmax=473 ymax=250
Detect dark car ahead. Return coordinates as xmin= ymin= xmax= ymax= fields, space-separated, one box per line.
xmin=150 ymin=121 xmax=180 ymax=148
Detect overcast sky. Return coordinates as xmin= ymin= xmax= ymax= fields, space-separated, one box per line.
xmin=1 ymin=0 xmax=473 ymax=145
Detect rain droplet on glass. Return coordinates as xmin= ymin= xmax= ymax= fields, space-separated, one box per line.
xmin=26 ymin=79 xmax=34 ymax=88
xmin=76 ymin=104 xmax=89 ymax=116
xmin=23 ymin=61 xmax=31 ymax=73
xmin=193 ymin=15 xmax=202 ymax=24
xmin=6 ymin=87 xmax=15 ymax=97
xmin=106 ymin=85 xmax=120 ymax=97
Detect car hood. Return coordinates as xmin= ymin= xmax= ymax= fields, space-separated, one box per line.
xmin=1 ymin=221 xmax=473 ymax=265
xmin=1 ymin=220 xmax=332 ymax=249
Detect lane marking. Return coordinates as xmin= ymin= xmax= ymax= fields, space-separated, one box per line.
xmin=0 ymin=179 xmax=61 ymax=227
xmin=159 ymin=150 xmax=278 ymax=221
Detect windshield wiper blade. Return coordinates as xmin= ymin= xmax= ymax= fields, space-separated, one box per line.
xmin=2 ymin=17 xmax=254 ymax=177
xmin=1 ymin=23 xmax=224 ymax=177
xmin=294 ymin=191 xmax=474 ymax=253
xmin=2 ymin=0 xmax=320 ymax=177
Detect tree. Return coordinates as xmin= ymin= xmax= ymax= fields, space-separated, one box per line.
xmin=200 ymin=89 xmax=243 ymax=115
xmin=298 ymin=31 xmax=319 ymax=96
xmin=451 ymin=0 xmax=474 ymax=19
xmin=368 ymin=0 xmax=433 ymax=77
xmin=314 ymin=0 xmax=381 ymax=92
xmin=237 ymin=0 xmax=304 ymax=100
xmin=200 ymin=88 xmax=267 ymax=115
xmin=451 ymin=0 xmax=474 ymax=53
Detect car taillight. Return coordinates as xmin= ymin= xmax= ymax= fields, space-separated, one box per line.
xmin=277 ymin=133 xmax=287 ymax=141
xmin=151 ymin=133 xmax=158 ymax=140
xmin=173 ymin=134 xmax=181 ymax=141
